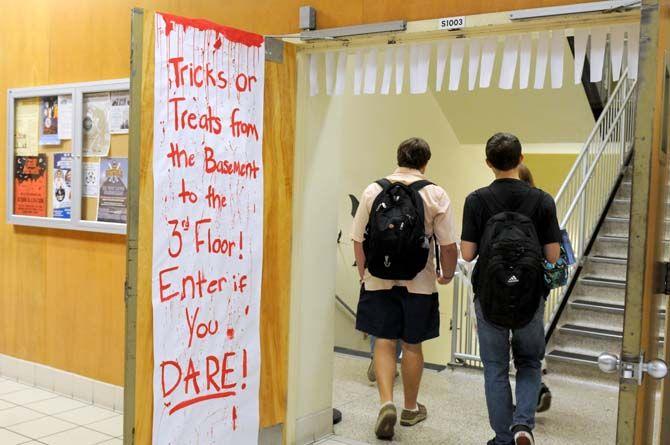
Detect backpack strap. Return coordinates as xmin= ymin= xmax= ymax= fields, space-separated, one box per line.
xmin=375 ymin=178 xmax=392 ymax=189
xmin=409 ymin=179 xmax=433 ymax=192
xmin=517 ymin=188 xmax=544 ymax=218
xmin=476 ymin=187 xmax=505 ymax=216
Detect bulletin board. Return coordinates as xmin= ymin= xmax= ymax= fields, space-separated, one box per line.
xmin=6 ymin=79 xmax=130 ymax=234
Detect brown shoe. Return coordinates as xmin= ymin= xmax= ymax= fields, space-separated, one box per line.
xmin=374 ymin=403 xmax=397 ymax=440
xmin=400 ymin=403 xmax=427 ymax=426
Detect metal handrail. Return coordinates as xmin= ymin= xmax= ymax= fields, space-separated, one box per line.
xmin=450 ymin=70 xmax=638 ymax=368
xmin=554 ymin=68 xmax=631 ymax=203
xmin=560 ymin=84 xmax=637 ymax=228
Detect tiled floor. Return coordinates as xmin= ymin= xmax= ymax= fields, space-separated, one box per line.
xmin=331 ymin=353 xmax=618 ymax=445
xmin=0 ymin=376 xmax=122 ymax=444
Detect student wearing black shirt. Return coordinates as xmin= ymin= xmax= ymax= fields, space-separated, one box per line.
xmin=461 ymin=133 xmax=560 ymax=445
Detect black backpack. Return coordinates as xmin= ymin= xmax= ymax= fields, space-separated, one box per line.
xmin=474 ymin=187 xmax=545 ymax=329
xmin=363 ymin=179 xmax=432 ymax=280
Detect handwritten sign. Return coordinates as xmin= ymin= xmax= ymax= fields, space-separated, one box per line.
xmin=152 ymin=12 xmax=264 ymax=444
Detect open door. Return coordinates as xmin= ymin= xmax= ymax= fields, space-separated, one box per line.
xmin=596 ymin=1 xmax=670 ymax=443
xmin=125 ymin=8 xmax=296 ymax=445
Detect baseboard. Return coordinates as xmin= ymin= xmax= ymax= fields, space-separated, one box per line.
xmin=0 ymin=353 xmax=123 ymax=412
xmin=295 ymin=407 xmax=333 ymax=445
xmin=259 ymin=423 xmax=284 ymax=444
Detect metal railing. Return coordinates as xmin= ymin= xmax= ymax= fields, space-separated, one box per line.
xmin=450 ymin=69 xmax=638 ymax=367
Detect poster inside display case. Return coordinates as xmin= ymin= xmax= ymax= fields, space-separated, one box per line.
xmin=7 ymin=79 xmax=129 ymax=234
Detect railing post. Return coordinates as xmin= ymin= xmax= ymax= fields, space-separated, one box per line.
xmin=578 ymin=158 xmax=588 ymax=260
xmin=620 ymin=79 xmax=628 ymax=165
xmin=450 ymin=275 xmax=460 ymax=365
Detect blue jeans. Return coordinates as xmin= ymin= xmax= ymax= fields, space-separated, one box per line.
xmin=369 ymin=335 xmax=402 ymax=358
xmin=475 ymin=298 xmax=545 ymax=445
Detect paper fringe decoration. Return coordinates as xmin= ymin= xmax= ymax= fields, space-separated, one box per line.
xmin=308 ymin=23 xmax=637 ymax=97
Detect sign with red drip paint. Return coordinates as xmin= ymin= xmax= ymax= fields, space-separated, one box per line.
xmin=152 ymin=12 xmax=264 ymax=444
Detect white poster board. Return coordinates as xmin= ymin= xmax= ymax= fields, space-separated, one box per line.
xmin=152 ymin=12 xmax=265 ymax=444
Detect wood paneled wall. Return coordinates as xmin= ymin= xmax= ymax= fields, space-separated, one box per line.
xmin=0 ymin=0 xmax=595 ymax=436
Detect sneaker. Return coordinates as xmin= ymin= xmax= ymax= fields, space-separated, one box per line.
xmin=367 ymin=359 xmax=376 ymax=382
xmin=537 ymin=383 xmax=552 ymax=413
xmin=400 ymin=403 xmax=427 ymax=426
xmin=512 ymin=425 xmax=535 ymax=445
xmin=487 ymin=439 xmax=514 ymax=445
xmin=375 ymin=403 xmax=397 ymax=440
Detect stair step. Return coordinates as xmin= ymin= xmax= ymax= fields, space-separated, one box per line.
xmin=545 ymin=348 xmax=618 ymax=383
xmin=570 ymin=299 xmax=624 ymax=314
xmin=602 ymin=217 xmax=631 ymax=237
xmin=580 ymin=276 xmax=626 ymax=289
xmin=559 ymin=323 xmax=623 ymax=339
xmin=588 ymin=255 xmax=627 ymax=265
xmin=583 ymin=256 xmax=627 ymax=281
xmin=546 ymin=349 xmax=599 ymax=366
xmin=591 ymin=235 xmax=629 ymax=259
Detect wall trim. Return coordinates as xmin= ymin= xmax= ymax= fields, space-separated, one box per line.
xmin=0 ymin=353 xmax=123 ymax=412
xmin=295 ymin=407 xmax=333 ymax=445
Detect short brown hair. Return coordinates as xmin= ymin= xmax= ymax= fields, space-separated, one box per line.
xmin=518 ymin=163 xmax=535 ymax=187
xmin=486 ymin=133 xmax=522 ymax=171
xmin=397 ymin=137 xmax=431 ymax=170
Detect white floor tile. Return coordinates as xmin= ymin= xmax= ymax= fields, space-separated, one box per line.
xmin=0 ymin=406 xmax=46 ymax=427
xmin=85 ymin=415 xmax=122 ymax=437
xmin=1 ymin=388 xmax=58 ymax=405
xmin=25 ymin=397 xmax=89 ymax=415
xmin=0 ymin=428 xmax=33 ymax=444
xmin=0 ymin=380 xmax=30 ymax=395
xmin=0 ymin=399 xmax=16 ymax=410
xmin=54 ymin=405 xmax=118 ymax=425
xmin=8 ymin=416 xmax=76 ymax=439
xmin=40 ymin=426 xmax=112 ymax=445
xmin=97 ymin=439 xmax=123 ymax=445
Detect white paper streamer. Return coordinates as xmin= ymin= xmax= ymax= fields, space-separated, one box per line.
xmin=519 ymin=34 xmax=532 ymax=90
xmin=353 ymin=50 xmax=363 ymax=95
xmin=610 ymin=25 xmax=626 ymax=82
xmin=590 ymin=27 xmax=608 ymax=83
xmin=468 ymin=38 xmax=482 ymax=91
xmin=381 ymin=48 xmax=394 ymax=95
xmin=534 ymin=32 xmax=550 ymax=89
xmin=410 ymin=43 xmax=431 ymax=94
xmin=334 ymin=51 xmax=347 ymax=96
xmin=499 ymin=35 xmax=519 ymax=90
xmin=325 ymin=51 xmax=336 ymax=95
xmin=627 ymin=23 xmax=640 ymax=80
xmin=573 ymin=28 xmax=589 ymax=84
xmin=309 ymin=53 xmax=319 ymax=96
xmin=436 ymin=41 xmax=449 ymax=92
xmin=449 ymin=39 xmax=465 ymax=91
xmin=395 ymin=45 xmax=406 ymax=94
xmin=364 ymin=48 xmax=378 ymax=94
xmin=550 ymin=29 xmax=564 ymax=89
xmin=479 ymin=36 xmax=497 ymax=88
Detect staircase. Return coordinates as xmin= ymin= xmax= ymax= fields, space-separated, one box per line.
xmin=450 ymin=68 xmax=639 ymax=373
xmin=545 ymin=170 xmax=632 ymax=381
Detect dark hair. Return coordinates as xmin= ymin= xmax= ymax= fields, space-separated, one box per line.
xmin=518 ymin=163 xmax=535 ymax=187
xmin=397 ymin=137 xmax=431 ymax=170
xmin=485 ymin=133 xmax=522 ymax=171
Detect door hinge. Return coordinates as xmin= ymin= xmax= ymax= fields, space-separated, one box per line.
xmin=598 ymin=352 xmax=668 ymax=385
